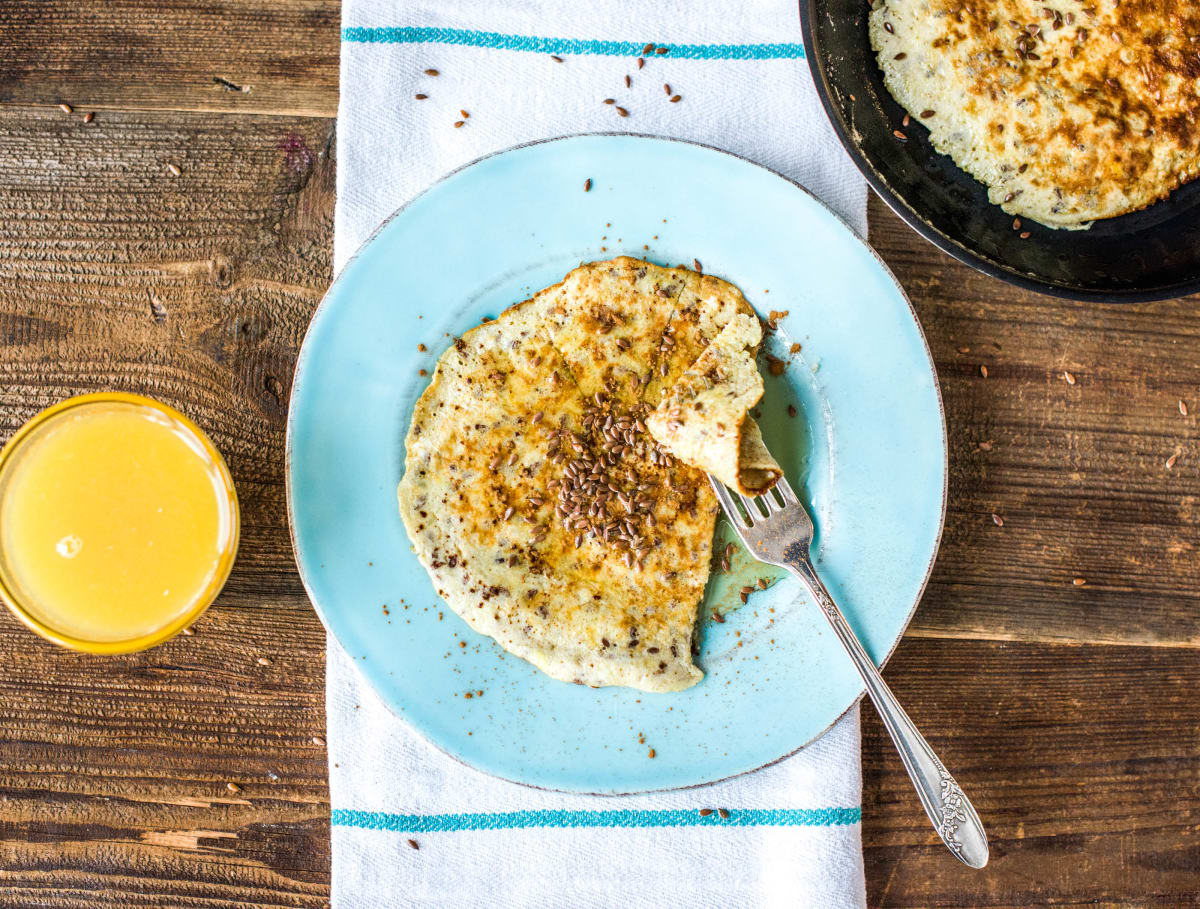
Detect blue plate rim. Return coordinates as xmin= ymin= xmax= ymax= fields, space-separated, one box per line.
xmin=285 ymin=132 xmax=948 ymax=794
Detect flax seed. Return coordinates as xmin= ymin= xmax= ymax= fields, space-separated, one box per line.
xmin=584 ymin=178 xmax=592 ymax=192
xmin=424 ymin=68 xmax=440 ymax=76
xmin=1180 ymin=400 xmax=1188 ymax=416
xmin=717 ymin=808 xmax=730 ymax=819
xmin=166 ymin=163 xmax=182 ymax=177
xmin=58 ymin=103 xmax=73 ymax=114
xmin=1064 ymin=371 xmax=1076 ymax=385
xmin=670 ymin=95 xmax=681 ymax=102
xmin=616 ymin=106 xmax=629 ymax=117
xmin=992 ymin=513 xmax=1004 ymax=526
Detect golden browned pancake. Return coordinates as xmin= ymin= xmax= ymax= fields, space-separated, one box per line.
xmin=646 ymin=313 xmax=781 ymax=495
xmin=397 ymin=258 xmax=764 ymax=692
xmin=870 ymin=0 xmax=1200 ymax=228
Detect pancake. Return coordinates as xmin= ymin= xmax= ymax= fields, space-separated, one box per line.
xmin=870 ymin=0 xmax=1200 ymax=228
xmin=646 ymin=313 xmax=782 ymax=495
xmin=397 ymin=258 xmax=764 ymax=692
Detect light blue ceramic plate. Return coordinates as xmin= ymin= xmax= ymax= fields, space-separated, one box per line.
xmin=287 ymin=135 xmax=946 ymax=794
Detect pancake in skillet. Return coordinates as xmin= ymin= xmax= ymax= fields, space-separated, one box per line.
xmin=870 ymin=0 xmax=1200 ymax=228
xmin=397 ymin=258 xmax=773 ymax=692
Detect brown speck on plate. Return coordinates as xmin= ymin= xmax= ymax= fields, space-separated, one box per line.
xmin=407 ymin=838 xmax=420 ymax=850
xmin=424 ymin=68 xmax=440 ymax=76
xmin=648 ymin=748 xmax=656 ymax=758
xmin=584 ymin=178 xmax=592 ymax=192
xmin=616 ymin=107 xmax=629 ymax=117
xmin=415 ymin=93 xmax=428 ymax=100
xmin=550 ymin=54 xmax=564 ymax=63
xmin=670 ymin=95 xmax=682 ymax=103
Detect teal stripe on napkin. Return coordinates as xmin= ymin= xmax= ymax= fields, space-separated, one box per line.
xmin=332 ymin=806 xmax=860 ymax=832
xmin=342 ymin=27 xmax=805 ymax=60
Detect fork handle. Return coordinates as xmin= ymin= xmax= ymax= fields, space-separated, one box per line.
xmin=786 ymin=558 xmax=990 ymax=869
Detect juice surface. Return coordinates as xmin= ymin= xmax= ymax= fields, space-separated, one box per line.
xmin=0 ymin=403 xmax=234 ymax=643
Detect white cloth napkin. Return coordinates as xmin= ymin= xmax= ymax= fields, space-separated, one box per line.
xmin=331 ymin=2 xmax=869 ymax=906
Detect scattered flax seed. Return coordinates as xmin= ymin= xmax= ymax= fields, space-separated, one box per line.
xmin=503 ymin=506 xmax=515 ymax=520
xmin=1020 ymin=231 xmax=1031 ymax=239
xmin=454 ymin=120 xmax=465 ymax=128
xmin=643 ymin=43 xmax=655 ymax=54
xmin=991 ymin=513 xmax=1004 ymax=526
xmin=664 ymin=84 xmax=672 ymax=95
xmin=725 ymin=542 xmax=735 ymax=560
xmin=980 ymin=365 xmax=989 ymax=378
xmin=58 ymin=103 xmax=73 ymax=114
xmin=693 ymin=258 xmax=702 ymax=272
xmin=648 ymin=748 xmax=656 ymax=758
xmin=166 ymin=163 xmax=182 ymax=177
xmin=787 ymin=404 xmax=798 ymax=418
xmin=978 ymin=440 xmax=993 ymax=451
xmin=699 ymin=808 xmax=713 ymax=817
xmin=625 ymin=74 xmax=632 ymax=88
xmin=312 ymin=736 xmax=325 ymax=746
xmin=407 ymin=839 xmax=420 ymax=850
xmin=655 ymin=46 xmax=668 ymax=54
xmin=424 ymin=68 xmax=440 ymax=76
xmin=1064 ymin=371 xmax=1076 ymax=385
xmin=1180 ymin=400 xmax=1188 ymax=416
xmin=712 ymin=611 xmax=725 ymax=624
xmin=670 ymin=95 xmax=681 ymax=103
xmin=884 ymin=21 xmax=895 ymax=33
xmin=1012 ymin=217 xmax=1022 ymax=231
xmin=739 ymin=591 xmax=748 ymax=604
xmin=550 ymin=54 xmax=564 ymax=63
xmin=1166 ymin=452 xmax=1179 ymax=469
xmin=226 ymin=782 xmax=241 ymax=793
xmin=182 ymin=627 xmax=194 ymax=636
xmin=757 ymin=578 xmax=768 ymax=590
xmin=637 ymin=57 xmax=645 ymax=69
xmin=584 ymin=178 xmax=593 ymax=192
xmin=82 ymin=111 xmax=94 ymax=123
xmin=604 ymin=98 xmax=616 ymax=104
xmin=902 ymin=113 xmax=911 ymax=128
xmin=256 ymin=657 xmax=272 ymax=666
xmin=720 ymin=558 xmax=730 ymax=573
xmin=417 ymin=343 xmax=426 ymax=351
xmin=1072 ymin=577 xmax=1087 ymax=586
xmin=461 ymin=110 xmax=470 ymax=118
xmin=418 ymin=368 xmax=427 ymax=376
xmin=920 ymin=109 xmax=936 ymax=118
xmin=717 ymin=808 xmax=730 ymax=819
xmin=616 ymin=107 xmax=629 ymax=117
xmin=415 ymin=93 xmax=428 ymax=100
xmin=740 ymin=585 xmax=754 ymax=596
xmin=958 ymin=346 xmax=970 ymax=353
xmin=892 ymin=129 xmax=908 ymax=141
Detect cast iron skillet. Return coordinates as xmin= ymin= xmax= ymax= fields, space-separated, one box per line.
xmin=799 ymin=0 xmax=1200 ymax=302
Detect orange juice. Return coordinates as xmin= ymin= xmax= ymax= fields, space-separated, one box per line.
xmin=0 ymin=393 xmax=238 ymax=652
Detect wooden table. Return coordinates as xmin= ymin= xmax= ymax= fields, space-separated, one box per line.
xmin=0 ymin=4 xmax=1196 ymax=906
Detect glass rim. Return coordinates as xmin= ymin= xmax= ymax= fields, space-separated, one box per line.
xmin=0 ymin=392 xmax=240 ymax=654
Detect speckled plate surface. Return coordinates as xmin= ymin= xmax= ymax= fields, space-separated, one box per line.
xmin=287 ymin=135 xmax=946 ymax=794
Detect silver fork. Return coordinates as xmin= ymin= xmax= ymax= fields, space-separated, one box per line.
xmin=710 ymin=475 xmax=989 ymax=869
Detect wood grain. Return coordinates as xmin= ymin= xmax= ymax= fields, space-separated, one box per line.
xmin=0 ymin=30 xmax=1197 ymax=906
xmin=0 ymin=2 xmax=340 ymax=117
xmin=863 ymin=635 xmax=1200 ymax=909
xmin=869 ymin=197 xmax=1200 ymax=650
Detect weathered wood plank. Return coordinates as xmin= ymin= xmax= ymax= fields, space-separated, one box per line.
xmin=868 ymin=196 xmax=1200 ymax=650
xmin=862 ymin=636 xmax=1200 ymax=908
xmin=0 ymin=1 xmax=340 ymax=117
xmin=0 ymin=105 xmax=334 ymax=606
